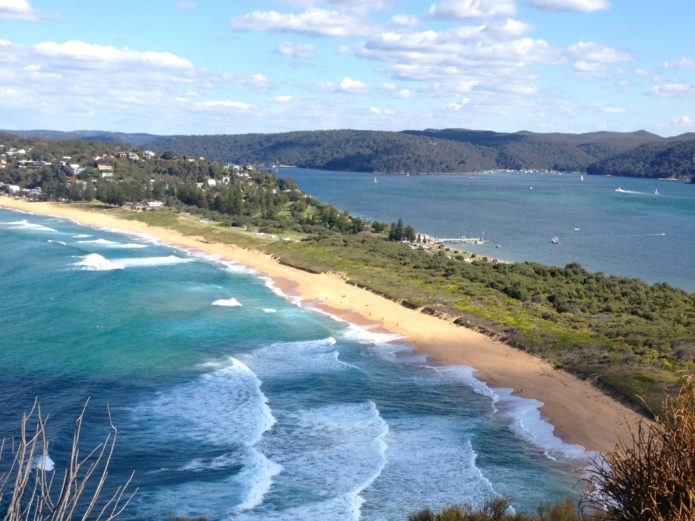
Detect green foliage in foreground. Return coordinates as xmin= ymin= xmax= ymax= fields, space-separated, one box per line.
xmin=409 ymin=498 xmax=589 ymax=521
xmin=263 ymin=233 xmax=694 ymax=413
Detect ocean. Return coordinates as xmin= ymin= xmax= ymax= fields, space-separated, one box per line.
xmin=0 ymin=208 xmax=584 ymax=520
xmin=279 ymin=169 xmax=695 ymax=292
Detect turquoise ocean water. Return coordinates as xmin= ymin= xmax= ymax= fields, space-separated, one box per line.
xmin=280 ymin=169 xmax=695 ymax=292
xmin=0 ymin=208 xmax=585 ymax=520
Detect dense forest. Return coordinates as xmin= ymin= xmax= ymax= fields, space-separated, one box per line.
xmin=587 ymin=138 xmax=695 ymax=181
xmin=9 ymin=128 xmax=695 ymax=180
xmin=2 ymin=132 xmax=692 ymax=413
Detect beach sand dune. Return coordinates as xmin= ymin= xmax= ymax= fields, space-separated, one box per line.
xmin=0 ymin=197 xmax=644 ymax=452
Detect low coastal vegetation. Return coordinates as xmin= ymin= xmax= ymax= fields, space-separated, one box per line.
xmin=1 ymin=134 xmax=693 ymax=413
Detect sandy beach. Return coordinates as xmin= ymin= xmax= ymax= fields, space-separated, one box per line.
xmin=0 ymin=196 xmax=645 ymax=453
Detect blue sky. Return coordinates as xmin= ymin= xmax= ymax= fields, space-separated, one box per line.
xmin=1 ymin=0 xmax=694 ymax=136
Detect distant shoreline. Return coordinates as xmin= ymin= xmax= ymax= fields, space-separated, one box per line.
xmin=0 ymin=196 xmax=645 ymax=453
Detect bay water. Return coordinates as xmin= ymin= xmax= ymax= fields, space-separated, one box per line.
xmin=280 ymin=169 xmax=695 ymax=292
xmin=0 ymin=208 xmax=584 ymax=520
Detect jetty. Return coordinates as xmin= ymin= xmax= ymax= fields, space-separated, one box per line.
xmin=437 ymin=235 xmax=489 ymax=245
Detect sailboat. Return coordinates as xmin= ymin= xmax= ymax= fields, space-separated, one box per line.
xmin=580 ymin=175 xmax=584 ymax=181
xmin=373 ymin=176 xmax=378 ymax=184
xmin=654 ymin=188 xmax=660 ymax=195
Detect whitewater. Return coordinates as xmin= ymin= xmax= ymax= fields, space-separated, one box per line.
xmin=0 ymin=208 xmax=584 ymax=520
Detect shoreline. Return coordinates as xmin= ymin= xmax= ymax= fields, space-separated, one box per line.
xmin=0 ymin=197 xmax=645 ymax=453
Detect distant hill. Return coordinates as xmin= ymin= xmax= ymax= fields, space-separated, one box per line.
xmin=587 ymin=139 xmax=695 ymax=181
xmin=7 ymin=127 xmax=693 ymax=179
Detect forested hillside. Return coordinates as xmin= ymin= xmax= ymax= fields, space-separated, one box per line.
xmin=587 ymin=139 xmax=695 ymax=181
xmin=7 ymin=128 xmax=695 ymax=179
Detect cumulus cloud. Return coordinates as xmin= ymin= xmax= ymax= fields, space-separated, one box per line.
xmin=339 ymin=76 xmax=368 ymax=93
xmin=650 ymin=82 xmax=695 ymax=97
xmin=671 ymin=115 xmax=693 ymax=126
xmin=369 ymin=106 xmax=395 ymax=115
xmin=276 ymin=41 xmax=316 ymax=58
xmin=662 ymin=57 xmax=695 ymax=70
xmin=527 ymin=0 xmax=610 ymax=12
xmin=566 ymin=41 xmax=631 ymax=76
xmin=195 ymin=100 xmax=251 ymax=110
xmin=358 ymin=27 xmax=558 ymax=82
xmin=230 ymin=8 xmax=373 ymax=37
xmin=34 ymin=40 xmax=194 ymax=69
xmin=428 ymin=0 xmax=516 ymax=19
xmin=595 ymin=103 xmax=627 ymax=113
xmin=273 ymin=95 xmax=296 ymax=103
xmin=0 ymin=0 xmax=39 ymax=22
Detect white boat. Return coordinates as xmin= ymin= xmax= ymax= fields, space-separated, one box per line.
xmin=580 ymin=175 xmax=584 ymax=181
xmin=373 ymin=176 xmax=378 ymax=184
xmin=551 ymin=236 xmax=560 ymax=244
xmin=615 ymin=187 xmax=627 ymax=193
xmin=654 ymin=188 xmax=660 ymax=195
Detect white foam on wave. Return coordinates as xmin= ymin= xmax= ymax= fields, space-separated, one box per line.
xmin=3 ymin=219 xmax=57 ymax=233
xmin=72 ymin=253 xmax=194 ymax=271
xmin=262 ymin=308 xmax=277 ymax=313
xmin=433 ymin=365 xmax=588 ymax=461
xmin=236 ymin=448 xmax=284 ymax=512
xmin=77 ymin=238 xmax=148 ymax=249
xmin=243 ymin=337 xmax=362 ymax=377
xmin=342 ymin=322 xmax=405 ymax=346
xmin=212 ymin=297 xmax=243 ymax=307
xmin=73 ymin=253 xmax=124 ymax=271
xmin=72 ymin=233 xmax=91 ymax=238
xmin=359 ymin=414 xmax=500 ymax=518
xmin=494 ymin=388 xmax=588 ymax=461
xmin=117 ymin=255 xmax=194 ymax=268
xmin=244 ymin=400 xmax=388 ymax=520
xmin=33 ymin=453 xmax=55 ymax=472
xmin=47 ymin=239 xmax=67 ymax=246
xmin=133 ymin=357 xmax=275 ymax=447
xmin=260 ymin=275 xmax=303 ymax=306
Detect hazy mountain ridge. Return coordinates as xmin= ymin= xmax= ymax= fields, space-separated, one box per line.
xmin=6 ymin=128 xmax=694 ymax=179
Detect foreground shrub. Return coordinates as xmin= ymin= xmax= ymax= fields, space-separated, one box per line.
xmin=587 ymin=375 xmax=694 ymax=521
xmin=0 ymin=401 xmax=135 ymax=521
xmin=407 ymin=497 xmax=585 ymax=521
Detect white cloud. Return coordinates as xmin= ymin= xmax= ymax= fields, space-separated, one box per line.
xmin=391 ymin=14 xmax=419 ymax=27
xmin=195 ymin=100 xmax=251 ymax=110
xmin=428 ymin=0 xmax=516 ymax=19
xmin=273 ymin=95 xmax=296 ymax=103
xmin=369 ymin=106 xmax=395 ymax=115
xmin=397 ymin=88 xmax=412 ymax=98
xmin=527 ymin=0 xmax=610 ymax=12
xmin=595 ymin=103 xmax=627 ymax=113
xmin=276 ymin=41 xmax=316 ymax=58
xmin=671 ymin=115 xmax=693 ymax=126
xmin=230 ymin=8 xmax=373 ymax=37
xmin=0 ymin=0 xmax=39 ymax=22
xmin=662 ymin=57 xmax=695 ymax=70
xmin=650 ymin=82 xmax=695 ymax=97
xmin=34 ymin=40 xmax=194 ymax=69
xmin=566 ymin=41 xmax=631 ymax=77
xmin=339 ymin=76 xmax=368 ymax=93
xmin=175 ymin=1 xmax=196 ymax=11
